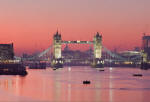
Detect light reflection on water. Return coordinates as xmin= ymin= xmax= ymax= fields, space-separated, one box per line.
xmin=0 ymin=67 xmax=150 ymax=102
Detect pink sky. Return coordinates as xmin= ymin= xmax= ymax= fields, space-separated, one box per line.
xmin=0 ymin=0 xmax=150 ymax=56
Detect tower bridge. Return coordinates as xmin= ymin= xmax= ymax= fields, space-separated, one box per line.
xmin=51 ymin=31 xmax=103 ymax=68
xmin=23 ymin=31 xmax=142 ymax=68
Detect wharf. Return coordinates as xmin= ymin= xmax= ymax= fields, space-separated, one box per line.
xmin=0 ymin=61 xmax=27 ymax=75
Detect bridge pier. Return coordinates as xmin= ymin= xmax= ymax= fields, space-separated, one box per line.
xmin=51 ymin=31 xmax=63 ymax=68
xmin=92 ymin=32 xmax=104 ymax=68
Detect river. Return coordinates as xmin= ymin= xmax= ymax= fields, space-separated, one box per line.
xmin=0 ymin=66 xmax=150 ymax=102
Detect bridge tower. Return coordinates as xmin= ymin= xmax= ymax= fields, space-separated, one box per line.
xmin=92 ymin=32 xmax=104 ymax=68
xmin=51 ymin=31 xmax=63 ymax=68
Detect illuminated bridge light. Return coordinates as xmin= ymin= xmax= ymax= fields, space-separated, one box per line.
xmin=77 ymin=40 xmax=80 ymax=43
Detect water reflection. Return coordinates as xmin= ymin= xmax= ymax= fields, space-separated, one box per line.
xmin=0 ymin=67 xmax=150 ymax=102
xmin=109 ymin=67 xmax=113 ymax=102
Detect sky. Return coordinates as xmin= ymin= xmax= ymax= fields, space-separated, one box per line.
xmin=0 ymin=0 xmax=150 ymax=56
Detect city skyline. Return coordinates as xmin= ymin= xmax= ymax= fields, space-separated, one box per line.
xmin=0 ymin=0 xmax=150 ymax=55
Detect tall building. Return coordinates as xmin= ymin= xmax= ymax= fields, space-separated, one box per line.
xmin=142 ymin=34 xmax=150 ymax=61
xmin=0 ymin=43 xmax=14 ymax=60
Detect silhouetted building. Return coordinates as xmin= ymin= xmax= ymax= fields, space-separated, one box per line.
xmin=142 ymin=34 xmax=150 ymax=60
xmin=64 ymin=44 xmax=69 ymax=51
xmin=134 ymin=47 xmax=140 ymax=51
xmin=22 ymin=53 xmax=29 ymax=58
xmin=0 ymin=43 xmax=14 ymax=60
xmin=62 ymin=45 xmax=93 ymax=65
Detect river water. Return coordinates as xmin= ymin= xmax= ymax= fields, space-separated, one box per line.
xmin=0 ymin=66 xmax=150 ymax=102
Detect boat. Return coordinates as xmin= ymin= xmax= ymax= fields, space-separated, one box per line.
xmin=133 ymin=74 xmax=143 ymax=77
xmin=83 ymin=80 xmax=91 ymax=84
xmin=0 ymin=62 xmax=27 ymax=76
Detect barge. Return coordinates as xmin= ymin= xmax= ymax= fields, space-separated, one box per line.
xmin=0 ymin=61 xmax=27 ymax=76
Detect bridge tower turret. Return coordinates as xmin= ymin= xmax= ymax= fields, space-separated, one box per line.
xmin=92 ymin=32 xmax=104 ymax=68
xmin=54 ymin=31 xmax=62 ymax=59
xmin=51 ymin=31 xmax=63 ymax=68
xmin=94 ymin=32 xmax=102 ymax=59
